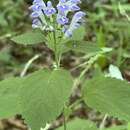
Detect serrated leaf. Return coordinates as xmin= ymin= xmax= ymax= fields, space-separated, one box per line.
xmin=83 ymin=76 xmax=130 ymax=122
xmin=64 ymin=41 xmax=102 ymax=54
xmin=20 ymin=69 xmax=73 ymax=130
xmin=56 ymin=118 xmax=98 ymax=130
xmin=11 ymin=31 xmax=46 ymax=45
xmin=56 ymin=118 xmax=126 ymax=130
xmin=106 ymin=126 xmax=126 ymax=130
xmin=0 ymin=77 xmax=22 ymax=118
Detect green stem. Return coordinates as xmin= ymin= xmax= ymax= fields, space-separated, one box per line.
xmin=53 ymin=31 xmax=59 ymax=68
xmin=80 ymin=54 xmax=100 ymax=79
xmin=75 ymin=54 xmax=100 ymax=85
xmin=63 ymin=116 xmax=67 ymax=130
xmin=63 ymin=108 xmax=67 ymax=130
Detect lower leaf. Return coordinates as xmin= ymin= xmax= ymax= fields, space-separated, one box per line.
xmin=20 ymin=69 xmax=73 ymax=130
xmin=82 ymin=76 xmax=130 ymax=122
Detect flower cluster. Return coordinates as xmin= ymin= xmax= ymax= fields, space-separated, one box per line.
xmin=30 ymin=0 xmax=85 ymax=38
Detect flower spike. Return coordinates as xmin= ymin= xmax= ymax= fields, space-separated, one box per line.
xmin=30 ymin=0 xmax=85 ymax=37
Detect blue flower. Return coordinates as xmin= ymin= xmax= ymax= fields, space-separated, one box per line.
xmin=57 ymin=13 xmax=69 ymax=25
xmin=30 ymin=12 xmax=41 ymax=18
xmin=57 ymin=0 xmax=80 ymax=13
xmin=29 ymin=4 xmax=42 ymax=11
xmin=30 ymin=0 xmax=46 ymax=11
xmin=29 ymin=0 xmax=45 ymax=19
xmin=32 ymin=18 xmax=42 ymax=29
xmin=44 ymin=1 xmax=56 ymax=17
xmin=30 ymin=0 xmax=56 ymax=17
xmin=56 ymin=0 xmax=81 ymax=25
xmin=70 ymin=4 xmax=80 ymax=11
xmin=65 ymin=11 xmax=86 ymax=37
xmin=57 ymin=0 xmax=70 ymax=13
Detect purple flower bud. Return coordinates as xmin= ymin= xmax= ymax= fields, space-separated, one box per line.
xmin=70 ymin=4 xmax=80 ymax=11
xmin=32 ymin=19 xmax=42 ymax=28
xmin=57 ymin=4 xmax=70 ymax=12
xmin=74 ymin=11 xmax=86 ymax=20
xmin=33 ymin=0 xmax=45 ymax=5
xmin=29 ymin=4 xmax=44 ymax=11
xmin=31 ymin=12 xmax=41 ymax=18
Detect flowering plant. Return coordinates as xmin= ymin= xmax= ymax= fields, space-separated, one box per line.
xmin=0 ymin=1 xmax=130 ymax=130
xmin=29 ymin=0 xmax=85 ymax=67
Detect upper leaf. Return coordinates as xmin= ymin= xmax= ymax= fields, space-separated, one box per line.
xmin=56 ymin=118 xmax=126 ymax=130
xmin=56 ymin=118 xmax=98 ymax=130
xmin=0 ymin=77 xmax=22 ymax=118
xmin=20 ymin=69 xmax=73 ymax=130
xmin=64 ymin=41 xmax=102 ymax=55
xmin=11 ymin=31 xmax=46 ymax=45
xmin=82 ymin=76 xmax=130 ymax=122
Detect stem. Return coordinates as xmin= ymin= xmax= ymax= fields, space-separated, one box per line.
xmin=63 ymin=116 xmax=67 ymax=130
xmin=52 ymin=17 xmax=59 ymax=68
xmin=53 ymin=31 xmax=59 ymax=67
xmin=20 ymin=54 xmax=41 ymax=77
xmin=78 ymin=54 xmax=100 ymax=81
xmin=63 ymin=108 xmax=67 ymax=130
xmin=99 ymin=114 xmax=108 ymax=130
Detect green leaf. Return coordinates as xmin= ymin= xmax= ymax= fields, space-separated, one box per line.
xmin=0 ymin=14 xmax=8 ymax=26
xmin=0 ymin=48 xmax=11 ymax=62
xmin=56 ymin=118 xmax=98 ymax=130
xmin=106 ymin=126 xmax=126 ymax=130
xmin=83 ymin=76 xmax=130 ymax=122
xmin=128 ymin=122 xmax=130 ymax=130
xmin=71 ymin=26 xmax=86 ymax=41
xmin=11 ymin=31 xmax=46 ymax=45
xmin=97 ymin=27 xmax=106 ymax=47
xmin=56 ymin=118 xmax=126 ymax=130
xmin=20 ymin=69 xmax=73 ymax=130
xmin=64 ymin=41 xmax=102 ymax=55
xmin=0 ymin=77 xmax=22 ymax=118
xmin=108 ymin=65 xmax=123 ymax=80
xmin=101 ymin=47 xmax=113 ymax=53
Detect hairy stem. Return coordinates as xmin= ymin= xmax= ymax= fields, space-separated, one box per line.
xmin=99 ymin=114 xmax=108 ymax=130
xmin=63 ymin=108 xmax=67 ymax=130
xmin=53 ymin=30 xmax=59 ymax=68
xmin=78 ymin=54 xmax=100 ymax=82
xmin=20 ymin=54 xmax=41 ymax=77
